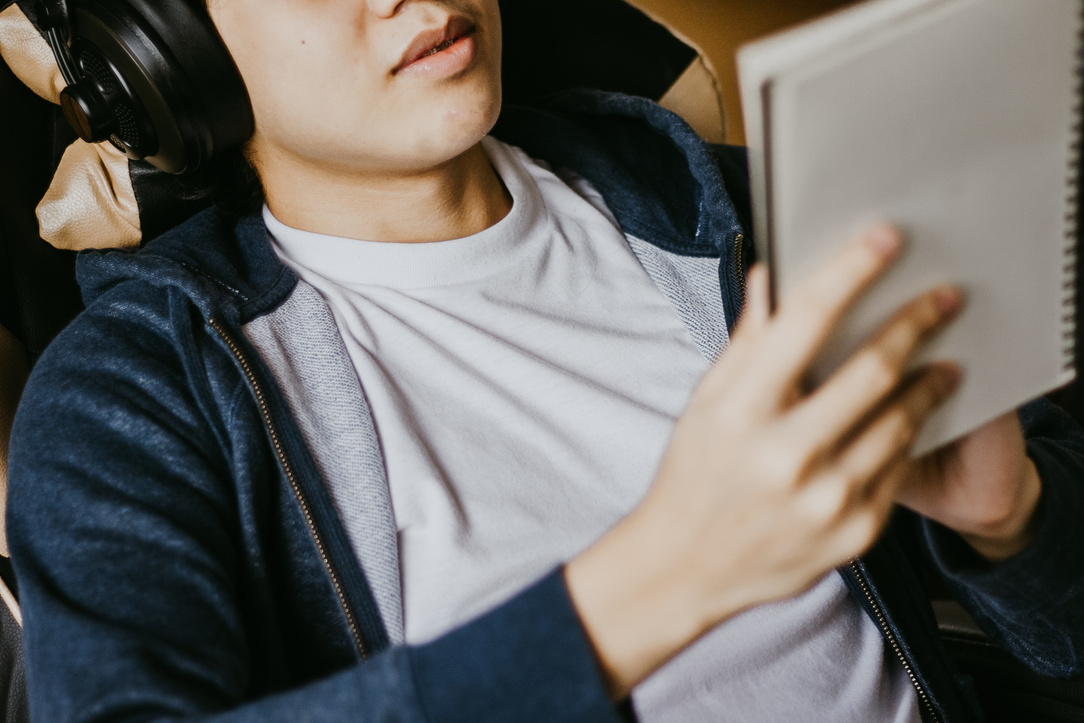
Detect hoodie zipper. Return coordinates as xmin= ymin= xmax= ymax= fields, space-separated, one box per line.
xmin=848 ymin=559 xmax=939 ymax=722
xmin=734 ymin=232 xmax=747 ymax=302
xmin=209 ymin=318 xmax=369 ymax=659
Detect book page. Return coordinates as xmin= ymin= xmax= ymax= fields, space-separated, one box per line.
xmin=745 ymin=0 xmax=1080 ymax=454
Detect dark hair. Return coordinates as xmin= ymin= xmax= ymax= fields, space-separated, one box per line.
xmin=187 ymin=0 xmax=265 ymax=216
xmin=191 ymin=146 xmax=265 ymax=217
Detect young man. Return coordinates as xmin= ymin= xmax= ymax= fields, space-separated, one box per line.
xmin=8 ymin=0 xmax=1084 ymax=720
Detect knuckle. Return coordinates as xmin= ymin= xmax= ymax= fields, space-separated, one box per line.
xmin=913 ymin=294 xmax=944 ymax=330
xmin=848 ymin=511 xmax=882 ymax=552
xmin=832 ymin=505 xmax=885 ymax=557
xmin=796 ymin=494 xmax=831 ymax=530
xmin=917 ymin=370 xmax=951 ymax=409
xmin=796 ymin=475 xmax=854 ymax=529
xmin=970 ymin=495 xmax=1020 ymax=533
xmin=817 ymin=476 xmax=853 ymax=519
xmin=790 ymin=282 xmax=838 ymax=320
xmin=882 ymin=296 xmax=941 ymax=352
xmin=708 ymin=401 xmax=759 ymax=439
xmin=766 ymin=453 xmax=804 ymax=489
xmin=842 ymin=238 xmax=883 ymax=277
xmin=757 ymin=440 xmax=815 ymax=488
xmin=885 ymin=408 xmax=917 ymax=447
xmin=861 ymin=348 xmax=901 ymax=390
xmin=893 ymin=295 xmax=938 ymax=335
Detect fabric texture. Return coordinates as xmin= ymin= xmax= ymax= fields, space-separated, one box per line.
xmin=626 ymin=235 xmax=730 ymax=360
xmin=6 ymin=91 xmax=1084 ymax=723
xmin=0 ymin=584 xmax=26 ymax=723
xmin=242 ymin=282 xmax=404 ymax=644
xmin=35 ymin=141 xmax=143 ymax=251
xmin=0 ymin=3 xmax=61 ymax=104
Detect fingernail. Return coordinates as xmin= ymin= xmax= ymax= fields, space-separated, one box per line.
xmin=933 ymin=288 xmax=963 ymax=317
xmin=940 ymin=364 xmax=962 ymax=394
xmin=864 ymin=224 xmax=902 ymax=260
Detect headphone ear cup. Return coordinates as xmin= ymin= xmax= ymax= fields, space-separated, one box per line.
xmin=62 ymin=38 xmax=153 ymax=154
xmin=58 ymin=81 xmax=113 ymax=144
xmin=60 ymin=0 xmax=253 ymax=175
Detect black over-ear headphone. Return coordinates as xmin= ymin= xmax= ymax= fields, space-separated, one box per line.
xmin=34 ymin=0 xmax=254 ymax=174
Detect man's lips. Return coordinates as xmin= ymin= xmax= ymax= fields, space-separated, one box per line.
xmin=395 ymin=16 xmax=476 ymax=73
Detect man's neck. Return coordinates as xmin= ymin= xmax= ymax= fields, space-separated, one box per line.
xmin=259 ymin=142 xmax=512 ymax=243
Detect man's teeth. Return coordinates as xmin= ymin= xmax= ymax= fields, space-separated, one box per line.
xmin=420 ymin=38 xmax=457 ymax=59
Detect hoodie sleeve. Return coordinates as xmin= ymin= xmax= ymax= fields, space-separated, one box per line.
xmin=7 ymin=280 xmax=621 ymax=723
xmin=918 ymin=397 xmax=1084 ymax=679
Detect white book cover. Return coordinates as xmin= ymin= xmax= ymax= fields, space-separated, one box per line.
xmin=738 ymin=0 xmax=1082 ymax=454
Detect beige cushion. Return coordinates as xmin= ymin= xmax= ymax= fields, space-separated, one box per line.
xmin=628 ymin=0 xmax=726 ymax=144
xmin=660 ymin=55 xmax=725 ymax=144
xmin=0 ymin=3 xmax=141 ymax=251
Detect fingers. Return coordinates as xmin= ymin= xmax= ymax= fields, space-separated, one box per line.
xmin=742 ymin=264 xmax=771 ymax=331
xmin=823 ymin=456 xmax=912 ymax=564
xmin=787 ymin=286 xmax=962 ymax=448
xmin=716 ymin=264 xmax=771 ymax=369
xmin=793 ymin=364 xmax=959 ymax=562
xmin=747 ymin=225 xmax=903 ymax=405
xmin=833 ymin=363 xmax=960 ymax=497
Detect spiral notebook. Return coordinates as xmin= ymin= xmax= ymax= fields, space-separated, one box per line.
xmin=738 ymin=0 xmax=1083 ymax=454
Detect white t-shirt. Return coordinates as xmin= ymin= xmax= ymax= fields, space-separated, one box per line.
xmin=266 ymin=137 xmax=919 ymax=722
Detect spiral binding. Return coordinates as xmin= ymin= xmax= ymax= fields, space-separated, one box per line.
xmin=1062 ymin=0 xmax=1084 ymax=375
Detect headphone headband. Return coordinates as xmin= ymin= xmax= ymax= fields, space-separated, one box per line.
xmin=35 ymin=0 xmax=253 ymax=174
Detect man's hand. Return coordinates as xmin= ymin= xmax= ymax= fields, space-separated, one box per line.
xmin=566 ymin=225 xmax=963 ymax=698
xmin=898 ymin=412 xmax=1042 ymax=563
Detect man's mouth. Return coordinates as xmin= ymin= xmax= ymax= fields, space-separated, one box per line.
xmin=395 ymin=16 xmax=476 ymax=74
xmin=419 ymin=37 xmax=459 ymax=60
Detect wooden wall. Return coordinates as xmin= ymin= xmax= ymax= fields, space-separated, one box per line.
xmin=629 ymin=0 xmax=862 ymax=143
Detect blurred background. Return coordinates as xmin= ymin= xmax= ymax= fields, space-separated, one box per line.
xmin=628 ymin=0 xmax=861 ymax=143
xmin=499 ymin=0 xmax=863 ymax=145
